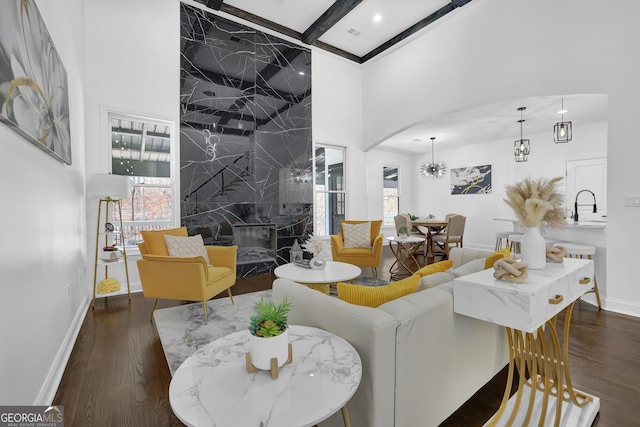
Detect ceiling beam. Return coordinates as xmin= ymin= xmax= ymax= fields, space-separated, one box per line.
xmin=219 ymin=4 xmax=304 ymax=41
xmin=311 ymin=39 xmax=362 ymax=63
xmin=361 ymin=2 xmax=460 ymax=63
xmin=301 ymin=0 xmax=364 ymax=45
xmin=204 ymin=0 xmax=223 ymax=10
xmin=213 ymin=0 xmax=474 ymax=64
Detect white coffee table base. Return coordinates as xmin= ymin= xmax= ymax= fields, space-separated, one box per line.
xmin=169 ymin=325 xmax=362 ymax=427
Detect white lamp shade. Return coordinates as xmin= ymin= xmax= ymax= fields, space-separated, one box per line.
xmin=88 ymin=174 xmax=130 ymax=199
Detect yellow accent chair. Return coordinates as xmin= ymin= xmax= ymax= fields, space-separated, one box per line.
xmin=330 ymin=220 xmax=384 ymax=279
xmin=137 ymin=227 xmax=237 ymax=324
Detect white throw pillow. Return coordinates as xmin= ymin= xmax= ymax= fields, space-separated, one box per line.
xmin=342 ymin=222 xmax=372 ymax=249
xmin=417 ymin=271 xmax=454 ymax=290
xmin=452 ymin=258 xmax=486 ymax=278
xmin=164 ymin=234 xmax=209 ymax=261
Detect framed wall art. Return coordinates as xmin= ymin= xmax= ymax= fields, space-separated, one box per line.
xmin=450 ymin=164 xmax=492 ymax=195
xmin=0 ymin=0 xmax=72 ymax=164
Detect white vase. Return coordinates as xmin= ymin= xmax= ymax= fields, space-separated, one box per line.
xmin=249 ymin=328 xmax=289 ymax=370
xmin=309 ymin=255 xmax=326 ymax=270
xmin=520 ymin=225 xmax=546 ymax=269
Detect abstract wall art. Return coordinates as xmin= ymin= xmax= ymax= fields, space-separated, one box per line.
xmin=450 ymin=164 xmax=492 ymax=195
xmin=0 ymin=0 xmax=72 ymax=164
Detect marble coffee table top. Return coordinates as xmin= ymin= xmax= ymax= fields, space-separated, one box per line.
xmin=169 ymin=325 xmax=362 ymax=427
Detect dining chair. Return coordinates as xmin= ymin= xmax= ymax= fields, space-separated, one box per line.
xmin=431 ymin=215 xmax=466 ymax=259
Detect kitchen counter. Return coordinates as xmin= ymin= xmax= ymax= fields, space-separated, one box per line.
xmin=493 ymin=217 xmax=606 ymax=231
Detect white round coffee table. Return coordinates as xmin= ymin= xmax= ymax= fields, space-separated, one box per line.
xmin=169 ymin=325 xmax=362 ymax=427
xmin=274 ymin=261 xmax=361 ymax=293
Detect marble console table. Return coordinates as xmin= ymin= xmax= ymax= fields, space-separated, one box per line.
xmin=453 ymin=258 xmax=600 ymax=426
xmin=169 ymin=325 xmax=362 ymax=427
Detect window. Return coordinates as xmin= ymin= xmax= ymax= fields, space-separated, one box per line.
xmin=108 ymin=112 xmax=175 ymax=246
xmin=383 ymin=165 xmax=399 ymax=227
xmin=314 ymin=145 xmax=346 ymax=236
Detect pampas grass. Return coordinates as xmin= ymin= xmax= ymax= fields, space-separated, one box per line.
xmin=301 ymin=235 xmax=329 ymax=255
xmin=504 ymin=176 xmax=567 ymax=228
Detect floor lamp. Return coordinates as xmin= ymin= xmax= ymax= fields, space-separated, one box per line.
xmin=88 ymin=173 xmax=131 ymax=308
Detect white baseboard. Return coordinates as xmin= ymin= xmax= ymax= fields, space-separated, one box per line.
xmin=35 ymin=282 xmax=144 ymax=405
xmin=602 ymin=297 xmax=640 ymax=318
xmin=35 ymin=293 xmax=91 ymax=405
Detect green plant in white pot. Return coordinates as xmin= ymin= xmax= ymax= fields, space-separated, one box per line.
xmin=397 ymin=225 xmax=409 ymax=237
xmin=248 ymin=297 xmax=293 ymax=373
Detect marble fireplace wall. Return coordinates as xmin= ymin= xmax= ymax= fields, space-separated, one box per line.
xmin=179 ymin=3 xmax=312 ymax=276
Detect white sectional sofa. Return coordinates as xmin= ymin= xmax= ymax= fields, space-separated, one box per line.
xmin=272 ymin=247 xmax=509 ymax=427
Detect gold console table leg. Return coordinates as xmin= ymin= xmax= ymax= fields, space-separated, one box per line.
xmin=487 ymin=301 xmax=594 ymax=427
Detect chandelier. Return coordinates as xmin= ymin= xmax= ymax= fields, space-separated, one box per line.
xmin=420 ymin=137 xmax=447 ymax=179
xmin=554 ymin=98 xmax=572 ymax=143
xmin=514 ymin=107 xmax=530 ymax=162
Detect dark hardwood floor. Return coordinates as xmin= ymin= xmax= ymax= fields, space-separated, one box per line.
xmin=54 ymin=249 xmax=639 ymax=426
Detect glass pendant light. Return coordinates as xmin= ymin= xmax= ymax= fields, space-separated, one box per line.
xmin=554 ymin=98 xmax=572 ymax=143
xmin=420 ymin=137 xmax=447 ymax=179
xmin=514 ymin=107 xmax=530 ymax=162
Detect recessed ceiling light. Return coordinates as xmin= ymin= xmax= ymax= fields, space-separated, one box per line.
xmin=373 ymin=14 xmax=382 ymax=22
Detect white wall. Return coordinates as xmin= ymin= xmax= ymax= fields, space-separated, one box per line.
xmin=83 ymin=0 xmax=181 ymax=290
xmin=361 ymin=0 xmax=640 ymax=316
xmin=410 ymin=121 xmax=607 ymax=249
xmin=311 ymin=49 xmax=369 ymax=219
xmin=0 ymin=0 xmax=86 ymax=405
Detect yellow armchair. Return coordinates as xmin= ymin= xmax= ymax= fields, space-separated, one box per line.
xmin=331 ymin=220 xmax=384 ymax=279
xmin=137 ymin=227 xmax=237 ymax=324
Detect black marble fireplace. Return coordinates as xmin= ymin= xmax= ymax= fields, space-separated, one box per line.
xmin=179 ymin=4 xmax=312 ymax=276
xmin=233 ymin=223 xmax=277 ymax=266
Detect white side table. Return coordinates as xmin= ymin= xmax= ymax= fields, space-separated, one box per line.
xmin=169 ymin=325 xmax=362 ymax=427
xmin=453 ymin=258 xmax=600 ymax=426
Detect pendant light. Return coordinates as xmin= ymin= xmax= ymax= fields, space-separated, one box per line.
xmin=554 ymin=98 xmax=572 ymax=143
xmin=420 ymin=137 xmax=447 ymax=179
xmin=514 ymin=107 xmax=530 ymax=162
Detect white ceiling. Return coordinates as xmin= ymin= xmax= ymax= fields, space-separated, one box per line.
xmin=317 ymin=0 xmax=448 ymax=57
xmin=225 ymin=0 xmax=336 ymax=34
xmin=201 ymin=2 xmax=609 ymax=153
xmin=222 ymin=0 xmax=462 ymax=60
xmin=375 ymin=94 xmax=609 ymax=154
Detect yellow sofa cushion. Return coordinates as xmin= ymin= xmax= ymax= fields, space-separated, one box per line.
xmin=141 ymin=227 xmax=188 ymax=256
xmin=484 ymin=248 xmax=511 ymax=269
xmin=337 ymin=274 xmax=420 ymax=308
xmin=415 ymin=260 xmax=454 ymax=277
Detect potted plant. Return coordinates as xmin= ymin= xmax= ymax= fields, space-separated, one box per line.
xmin=248 ymin=297 xmax=293 ymax=371
xmin=397 ymin=225 xmax=409 ymax=237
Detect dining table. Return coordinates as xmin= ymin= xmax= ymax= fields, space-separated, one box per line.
xmin=410 ymin=219 xmax=449 ymax=264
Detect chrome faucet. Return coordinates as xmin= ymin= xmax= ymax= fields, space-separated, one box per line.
xmin=574 ymin=189 xmax=597 ymax=222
